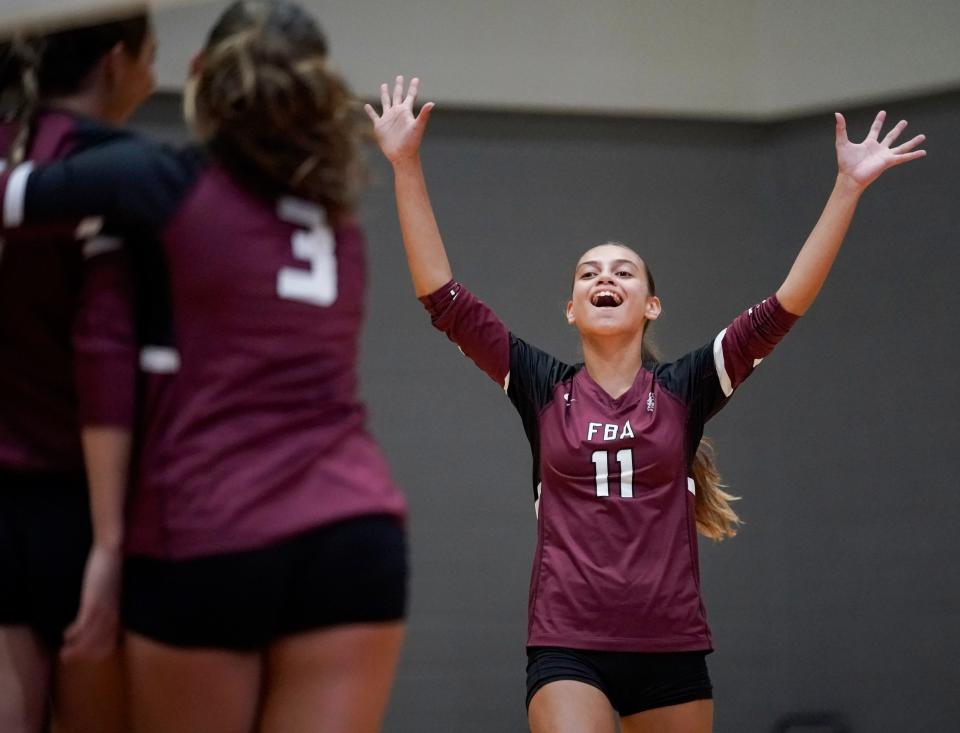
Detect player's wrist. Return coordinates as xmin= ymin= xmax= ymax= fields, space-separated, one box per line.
xmin=390 ymin=154 xmax=423 ymax=174
xmin=834 ymin=172 xmax=866 ymax=197
xmin=91 ymin=533 xmax=124 ymax=553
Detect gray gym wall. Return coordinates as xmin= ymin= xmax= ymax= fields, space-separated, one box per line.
xmin=131 ymin=88 xmax=960 ymax=732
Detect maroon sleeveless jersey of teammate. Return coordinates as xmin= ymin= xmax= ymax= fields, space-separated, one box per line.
xmin=421 ymin=281 xmax=797 ymax=652
xmin=0 ymin=138 xmax=406 ymax=557
xmin=0 ymin=110 xmax=135 ymax=476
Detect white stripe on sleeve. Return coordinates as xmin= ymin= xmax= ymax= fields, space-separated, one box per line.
xmin=75 ymin=217 xmax=104 ymax=240
xmin=503 ymin=370 xmax=510 ymax=394
xmin=82 ymin=236 xmax=123 ymax=259
xmin=713 ymin=328 xmax=734 ymax=397
xmin=140 ymin=346 xmax=181 ymax=374
xmin=3 ymin=162 xmax=35 ymax=228
xmin=0 ymin=164 xmax=6 ymax=264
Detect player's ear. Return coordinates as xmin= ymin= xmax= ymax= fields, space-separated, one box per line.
xmin=188 ymin=52 xmax=204 ymax=79
xmin=565 ymin=300 xmax=575 ymax=325
xmin=645 ymin=295 xmax=662 ymax=321
xmin=101 ymin=43 xmax=127 ymax=86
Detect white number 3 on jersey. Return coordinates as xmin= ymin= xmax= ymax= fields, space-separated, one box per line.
xmin=276 ymin=197 xmax=337 ymax=307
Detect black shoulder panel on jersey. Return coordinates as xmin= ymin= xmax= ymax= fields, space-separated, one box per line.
xmin=23 ymin=137 xmax=205 ymax=235
xmin=507 ymin=334 xmax=578 ymax=416
xmin=653 ymin=341 xmax=729 ymax=465
xmin=507 ymin=334 xmax=579 ymax=500
xmin=69 ymin=117 xmax=138 ymax=149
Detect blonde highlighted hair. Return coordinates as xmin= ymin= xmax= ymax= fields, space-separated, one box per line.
xmin=690 ymin=437 xmax=741 ymax=540
xmin=0 ymin=36 xmax=40 ymax=166
xmin=190 ymin=0 xmax=364 ymax=220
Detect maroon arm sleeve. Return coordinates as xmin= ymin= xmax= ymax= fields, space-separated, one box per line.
xmin=419 ymin=280 xmax=511 ymax=389
xmin=714 ymin=293 xmax=799 ymax=397
xmin=71 ymin=241 xmax=137 ymax=429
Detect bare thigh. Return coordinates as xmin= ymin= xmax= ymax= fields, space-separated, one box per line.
xmin=528 ymin=680 xmax=618 ymax=733
xmin=620 ymin=699 xmax=713 ymax=733
xmin=258 ymin=621 xmax=405 ymax=733
xmin=51 ymin=649 xmax=128 ymax=733
xmin=0 ymin=626 xmax=51 ymax=733
xmin=125 ymin=632 xmax=261 ymax=733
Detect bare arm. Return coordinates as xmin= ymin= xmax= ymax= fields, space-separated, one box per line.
xmin=61 ymin=250 xmax=136 ymax=661
xmin=366 ymin=77 xmax=451 ymax=297
xmin=59 ymin=430 xmax=131 ymax=662
xmin=80 ymin=427 xmax=130 ymax=552
xmin=776 ymin=111 xmax=926 ymax=315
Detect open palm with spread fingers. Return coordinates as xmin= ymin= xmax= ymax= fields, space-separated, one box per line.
xmin=365 ymin=75 xmax=434 ymax=164
xmin=836 ymin=110 xmax=926 ymax=188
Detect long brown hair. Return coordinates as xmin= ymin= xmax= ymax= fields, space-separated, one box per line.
xmin=0 ymin=36 xmax=41 ymax=165
xmin=585 ymin=242 xmax=742 ymax=540
xmin=0 ymin=11 xmax=150 ymax=165
xmin=190 ymin=0 xmax=364 ymax=219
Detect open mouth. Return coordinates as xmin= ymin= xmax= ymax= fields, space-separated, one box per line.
xmin=590 ymin=290 xmax=623 ymax=308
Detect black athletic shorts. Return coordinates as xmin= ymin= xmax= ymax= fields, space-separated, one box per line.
xmin=123 ymin=514 xmax=408 ymax=650
xmin=0 ymin=470 xmax=92 ymax=648
xmin=526 ymin=646 xmax=713 ymax=717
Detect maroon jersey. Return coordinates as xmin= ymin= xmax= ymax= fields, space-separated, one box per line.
xmin=0 ymin=110 xmax=136 ymax=476
xmin=0 ymin=140 xmax=406 ymax=558
xmin=422 ymin=282 xmax=797 ymax=651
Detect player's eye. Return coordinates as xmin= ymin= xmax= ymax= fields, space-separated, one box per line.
xmin=580 ymin=271 xmax=597 ymax=279
xmin=616 ymin=270 xmax=633 ymax=277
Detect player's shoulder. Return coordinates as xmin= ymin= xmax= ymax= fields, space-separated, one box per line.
xmin=651 ymin=340 xmax=717 ymax=400
xmin=0 ymin=110 xmax=122 ymax=162
xmin=68 ymin=113 xmax=135 ymax=148
xmin=76 ymin=140 xmax=207 ymax=232
xmin=104 ymin=140 xmax=207 ymax=210
xmin=509 ymin=334 xmax=579 ymax=384
xmin=66 ymin=118 xmax=200 ymax=174
xmin=510 ymin=333 xmax=569 ymax=364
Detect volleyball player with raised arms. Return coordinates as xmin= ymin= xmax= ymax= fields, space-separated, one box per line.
xmin=0 ymin=2 xmax=407 ymax=732
xmin=0 ymin=13 xmax=155 ymax=733
xmin=366 ymin=77 xmax=925 ymax=732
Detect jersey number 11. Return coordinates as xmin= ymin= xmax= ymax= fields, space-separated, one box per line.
xmin=591 ymin=449 xmax=634 ymax=498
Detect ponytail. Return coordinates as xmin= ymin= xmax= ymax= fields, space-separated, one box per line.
xmin=0 ymin=35 xmax=43 ymax=165
xmin=192 ymin=0 xmax=364 ymax=219
xmin=691 ymin=437 xmax=741 ymax=540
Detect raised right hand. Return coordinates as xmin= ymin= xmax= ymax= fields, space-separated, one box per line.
xmin=834 ymin=110 xmax=926 ymax=190
xmin=365 ymin=75 xmax=435 ymax=165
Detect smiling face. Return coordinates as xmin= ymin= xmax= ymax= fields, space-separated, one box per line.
xmin=566 ymin=243 xmax=661 ymax=339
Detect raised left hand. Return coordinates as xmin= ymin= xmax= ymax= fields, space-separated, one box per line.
xmin=836 ymin=110 xmax=926 ymax=189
